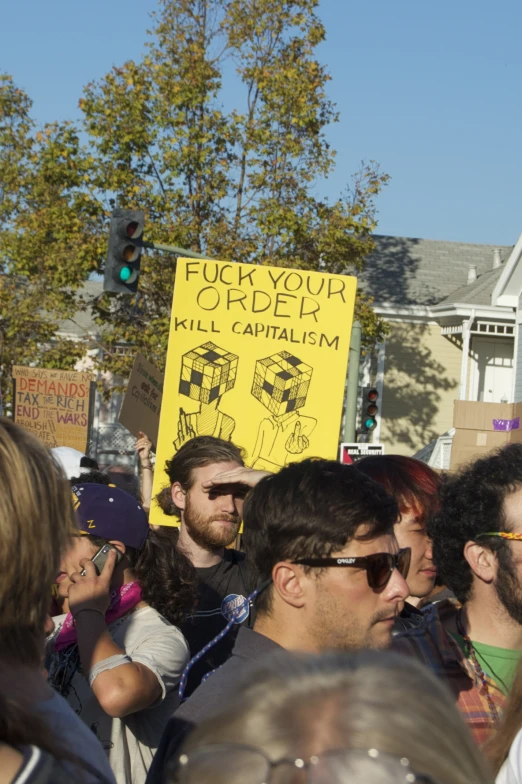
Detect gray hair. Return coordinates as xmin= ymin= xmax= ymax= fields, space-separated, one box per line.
xmin=173 ymin=650 xmax=492 ymax=784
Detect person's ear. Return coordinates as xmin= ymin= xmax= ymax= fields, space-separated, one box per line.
xmin=271 ymin=562 xmax=306 ymax=609
xmin=464 ymin=541 xmax=497 ymax=585
xmin=171 ymin=482 xmax=186 ymax=511
xmin=108 ymin=540 xmax=127 ymax=557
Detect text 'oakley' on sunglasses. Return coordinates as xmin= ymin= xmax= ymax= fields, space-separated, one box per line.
xmin=293 ymin=547 xmax=411 ymax=590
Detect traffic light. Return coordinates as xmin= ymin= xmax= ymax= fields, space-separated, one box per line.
xmin=361 ymin=387 xmax=379 ymax=432
xmin=103 ymin=209 xmax=144 ymax=293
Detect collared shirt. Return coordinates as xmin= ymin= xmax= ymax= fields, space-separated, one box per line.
xmin=392 ymin=600 xmax=506 ymax=745
xmin=146 ymin=627 xmax=283 ymax=784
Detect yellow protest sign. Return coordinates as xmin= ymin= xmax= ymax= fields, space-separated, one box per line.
xmin=150 ymin=259 xmax=357 ymax=526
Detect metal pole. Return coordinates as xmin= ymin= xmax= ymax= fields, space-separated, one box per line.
xmin=141 ymin=240 xmax=214 ymax=260
xmin=344 ymin=320 xmax=362 ymax=442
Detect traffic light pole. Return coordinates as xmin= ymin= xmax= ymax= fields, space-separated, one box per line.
xmin=141 ymin=240 xmax=214 ymax=260
xmin=343 ymin=320 xmax=362 ymax=442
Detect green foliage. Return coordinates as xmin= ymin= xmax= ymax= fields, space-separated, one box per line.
xmin=81 ymin=0 xmax=389 ymax=378
xmin=1 ymin=0 xmax=389 ymax=401
xmin=0 ymin=75 xmax=105 ymax=404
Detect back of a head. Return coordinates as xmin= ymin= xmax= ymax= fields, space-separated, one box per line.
xmin=156 ymin=436 xmax=245 ymax=515
xmin=429 ymin=443 xmax=522 ymax=603
xmin=357 ymin=455 xmax=440 ymax=521
xmin=242 ymin=459 xmax=398 ymax=614
xmin=0 ymin=419 xmax=75 ymax=665
xmin=176 ymin=650 xmax=492 ymax=784
xmin=105 ymin=464 xmax=141 ymax=500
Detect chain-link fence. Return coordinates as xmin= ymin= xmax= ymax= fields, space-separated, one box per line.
xmin=88 ymin=423 xmax=139 ymax=471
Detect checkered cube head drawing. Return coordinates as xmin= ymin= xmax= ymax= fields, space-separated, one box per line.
xmin=179 ymin=342 xmax=239 ymax=404
xmin=252 ymin=351 xmax=313 ymax=416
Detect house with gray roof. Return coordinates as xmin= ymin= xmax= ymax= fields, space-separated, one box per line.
xmin=359 ymin=235 xmax=518 ymax=456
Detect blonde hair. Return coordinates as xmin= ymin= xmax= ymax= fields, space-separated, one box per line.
xmin=0 ymin=418 xmax=76 ymax=665
xmin=177 ymin=650 xmax=492 ymax=784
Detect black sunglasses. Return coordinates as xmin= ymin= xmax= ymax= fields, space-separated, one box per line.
xmin=293 ymin=547 xmax=411 ymax=590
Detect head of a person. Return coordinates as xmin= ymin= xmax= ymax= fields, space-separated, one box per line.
xmin=0 ymin=419 xmax=76 ymax=666
xmin=56 ymin=483 xmax=150 ymax=598
xmin=243 ymin=459 xmax=409 ymax=651
xmin=357 ymin=456 xmax=439 ymax=600
xmin=155 ymin=436 xmax=246 ymax=550
xmin=172 ymin=650 xmax=491 ymax=784
xmin=57 ymin=483 xmax=196 ymax=624
xmin=429 ymin=443 xmax=522 ymax=621
xmin=50 ymin=446 xmax=99 ymax=480
xmin=104 ymin=463 xmax=141 ymax=501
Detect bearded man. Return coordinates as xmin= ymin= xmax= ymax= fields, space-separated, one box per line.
xmin=393 ymin=443 xmax=522 ymax=744
xmin=155 ymin=436 xmax=266 ymax=695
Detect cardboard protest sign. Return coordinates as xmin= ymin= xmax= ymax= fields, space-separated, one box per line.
xmin=119 ymin=353 xmax=164 ymax=448
xmin=12 ymin=366 xmax=95 ymax=452
xmin=150 ymin=258 xmax=357 ymax=526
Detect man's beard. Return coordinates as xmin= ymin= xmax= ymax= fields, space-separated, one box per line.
xmin=184 ymin=495 xmax=240 ymax=552
xmin=496 ymin=547 xmax=522 ymax=625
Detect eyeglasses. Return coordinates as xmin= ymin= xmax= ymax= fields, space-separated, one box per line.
xmin=476 ymin=532 xmax=522 ymax=542
xmin=174 ymin=744 xmax=436 ymax=783
xmin=293 ymin=548 xmax=411 ymax=590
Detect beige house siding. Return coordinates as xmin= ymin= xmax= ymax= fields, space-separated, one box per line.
xmin=379 ymin=321 xmax=462 ymax=455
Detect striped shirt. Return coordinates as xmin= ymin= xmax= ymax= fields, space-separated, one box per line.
xmin=392 ymin=600 xmax=506 ymax=745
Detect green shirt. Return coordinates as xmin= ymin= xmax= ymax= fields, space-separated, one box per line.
xmin=452 ymin=633 xmax=522 ymax=694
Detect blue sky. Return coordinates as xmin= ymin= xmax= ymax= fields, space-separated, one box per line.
xmin=3 ymin=0 xmax=521 ymax=246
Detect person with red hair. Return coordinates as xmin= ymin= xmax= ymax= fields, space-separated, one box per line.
xmin=357 ymin=456 xmax=440 ymax=619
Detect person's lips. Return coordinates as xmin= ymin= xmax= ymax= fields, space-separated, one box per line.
xmin=55 ymin=572 xmax=68 ymax=583
xmin=375 ymin=617 xmax=396 ymax=629
xmin=210 ymin=517 xmax=240 ymax=525
xmin=420 ymin=568 xmax=437 ymax=577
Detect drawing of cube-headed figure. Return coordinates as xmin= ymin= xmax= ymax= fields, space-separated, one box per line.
xmin=250 ymin=351 xmax=316 ymax=471
xmin=174 ymin=342 xmax=238 ymax=450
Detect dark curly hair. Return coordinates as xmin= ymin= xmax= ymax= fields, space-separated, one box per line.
xmin=428 ymin=443 xmax=522 ymax=603
xmin=90 ymin=529 xmax=197 ymax=626
xmin=69 ymin=469 xmax=112 ymax=486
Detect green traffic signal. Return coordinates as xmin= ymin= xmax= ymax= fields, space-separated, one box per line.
xmin=103 ymin=208 xmax=144 ymax=294
xmin=361 ymin=387 xmax=379 ymax=433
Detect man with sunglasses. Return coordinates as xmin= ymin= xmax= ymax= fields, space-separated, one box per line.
xmin=148 ymin=458 xmax=409 ymax=783
xmin=393 ymin=443 xmax=522 ymax=745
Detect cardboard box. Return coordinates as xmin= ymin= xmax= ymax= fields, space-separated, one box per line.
xmin=450 ymin=401 xmax=522 ymax=469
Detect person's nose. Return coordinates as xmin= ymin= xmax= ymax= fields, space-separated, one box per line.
xmin=425 ymin=539 xmax=434 ymax=561
xmin=219 ymin=493 xmax=237 ymax=513
xmin=384 ymin=568 xmax=410 ymax=602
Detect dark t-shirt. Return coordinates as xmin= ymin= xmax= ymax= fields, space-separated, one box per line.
xmin=180 ymin=548 xmax=254 ymax=696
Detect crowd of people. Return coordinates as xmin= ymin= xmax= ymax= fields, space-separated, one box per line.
xmin=4 ymin=416 xmax=522 ymax=783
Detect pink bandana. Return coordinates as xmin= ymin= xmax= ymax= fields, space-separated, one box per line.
xmin=54 ymin=582 xmax=142 ymax=652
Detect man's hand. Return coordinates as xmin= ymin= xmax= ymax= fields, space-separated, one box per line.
xmin=135 ymin=431 xmax=153 ymax=468
xmin=202 ymin=466 xmax=272 ymax=491
xmin=174 ymin=408 xmax=196 ymax=451
xmin=286 ymin=420 xmax=310 ymax=454
xmin=68 ymin=548 xmax=118 ymax=619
